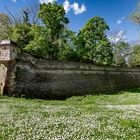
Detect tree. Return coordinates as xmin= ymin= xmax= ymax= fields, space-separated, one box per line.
xmin=24 ymin=25 xmax=52 ymax=58
xmin=0 ymin=13 xmax=11 ymax=41
xmin=9 ymin=11 xmax=31 ymax=51
xmin=23 ymin=2 xmax=40 ymax=25
xmin=129 ymin=45 xmax=140 ymax=66
xmin=75 ymin=17 xmax=113 ymax=64
xmin=109 ymin=30 xmax=131 ymax=66
xmin=58 ymin=29 xmax=80 ymax=61
xmin=128 ymin=3 xmax=140 ymax=66
xmin=2 ymin=3 xmax=40 ymax=50
xmin=25 ymin=2 xmax=70 ymax=59
xmin=38 ymin=2 xmax=69 ymax=36
xmin=113 ymin=41 xmax=130 ymax=66
xmin=129 ymin=2 xmax=140 ymax=26
xmin=26 ymin=2 xmax=69 ymax=59
xmin=5 ymin=2 xmax=40 ymax=25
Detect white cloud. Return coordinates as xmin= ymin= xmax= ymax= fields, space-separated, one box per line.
xmin=39 ymin=0 xmax=86 ymax=15
xmin=116 ymin=17 xmax=125 ymax=25
xmin=12 ymin=0 xmax=16 ymax=2
xmin=71 ymin=2 xmax=86 ymax=15
xmin=39 ymin=0 xmax=56 ymax=4
xmin=63 ymin=0 xmax=71 ymax=13
xmin=116 ymin=20 xmax=122 ymax=24
xmin=63 ymin=0 xmax=86 ymax=15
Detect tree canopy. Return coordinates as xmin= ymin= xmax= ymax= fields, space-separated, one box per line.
xmin=25 ymin=2 xmax=69 ymax=59
xmin=129 ymin=2 xmax=140 ymax=26
xmin=75 ymin=17 xmax=113 ymax=64
xmin=38 ymin=2 xmax=69 ymax=36
xmin=0 ymin=2 xmax=124 ymax=66
xmin=0 ymin=13 xmax=11 ymax=40
xmin=128 ymin=1 xmax=140 ymax=66
xmin=109 ymin=30 xmax=131 ymax=66
xmin=129 ymin=45 xmax=140 ymax=66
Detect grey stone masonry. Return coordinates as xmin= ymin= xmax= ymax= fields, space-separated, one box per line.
xmin=0 ymin=40 xmax=17 ymax=95
xmin=13 ymin=53 xmax=140 ymax=99
xmin=1 ymin=40 xmax=140 ymax=99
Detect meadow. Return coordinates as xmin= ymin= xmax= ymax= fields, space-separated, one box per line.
xmin=0 ymin=91 xmax=140 ymax=140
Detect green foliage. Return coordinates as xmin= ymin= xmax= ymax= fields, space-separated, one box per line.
xmin=27 ymin=2 xmax=69 ymax=59
xmin=58 ymin=30 xmax=81 ymax=61
xmin=76 ymin=17 xmax=114 ymax=64
xmin=10 ymin=22 xmax=31 ymax=51
xmin=59 ymin=46 xmax=80 ymax=61
xmin=0 ymin=7 xmax=38 ymax=51
xmin=129 ymin=45 xmax=140 ymax=66
xmin=113 ymin=41 xmax=131 ymax=66
xmin=24 ymin=25 xmax=51 ymax=58
xmin=0 ymin=13 xmax=11 ymax=41
xmin=0 ymin=3 xmax=118 ymax=65
xmin=9 ymin=11 xmax=32 ymax=51
xmin=38 ymin=2 xmax=69 ymax=36
xmin=128 ymin=3 xmax=140 ymax=66
xmin=27 ymin=2 xmax=81 ymax=61
xmin=25 ymin=26 xmax=74 ymax=59
xmin=129 ymin=2 xmax=140 ymax=26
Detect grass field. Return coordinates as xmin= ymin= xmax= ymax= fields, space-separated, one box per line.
xmin=0 ymin=91 xmax=140 ymax=140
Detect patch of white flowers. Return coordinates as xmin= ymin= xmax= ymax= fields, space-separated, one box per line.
xmin=0 ymin=98 xmax=140 ymax=140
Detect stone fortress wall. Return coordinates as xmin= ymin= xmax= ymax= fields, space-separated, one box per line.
xmin=13 ymin=54 xmax=140 ymax=99
xmin=1 ymin=40 xmax=140 ymax=99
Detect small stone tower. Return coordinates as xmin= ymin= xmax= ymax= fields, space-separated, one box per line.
xmin=0 ymin=40 xmax=18 ymax=95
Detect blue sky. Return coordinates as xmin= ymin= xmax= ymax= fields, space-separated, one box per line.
xmin=0 ymin=0 xmax=140 ymax=42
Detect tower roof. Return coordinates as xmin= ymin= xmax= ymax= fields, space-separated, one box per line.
xmin=0 ymin=40 xmax=17 ymax=47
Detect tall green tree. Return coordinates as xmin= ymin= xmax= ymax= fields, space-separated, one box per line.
xmin=24 ymin=25 xmax=52 ymax=58
xmin=0 ymin=13 xmax=11 ymax=41
xmin=75 ymin=17 xmax=113 ymax=64
xmin=34 ymin=2 xmax=69 ymax=59
xmin=9 ymin=11 xmax=31 ymax=51
xmin=129 ymin=45 xmax=140 ymax=66
xmin=128 ymin=2 xmax=140 ymax=66
xmin=58 ymin=29 xmax=80 ymax=61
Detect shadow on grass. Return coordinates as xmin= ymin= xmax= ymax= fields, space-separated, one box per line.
xmin=124 ymin=87 xmax=140 ymax=93
xmin=100 ymin=87 xmax=140 ymax=95
xmin=2 ymin=87 xmax=140 ymax=101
